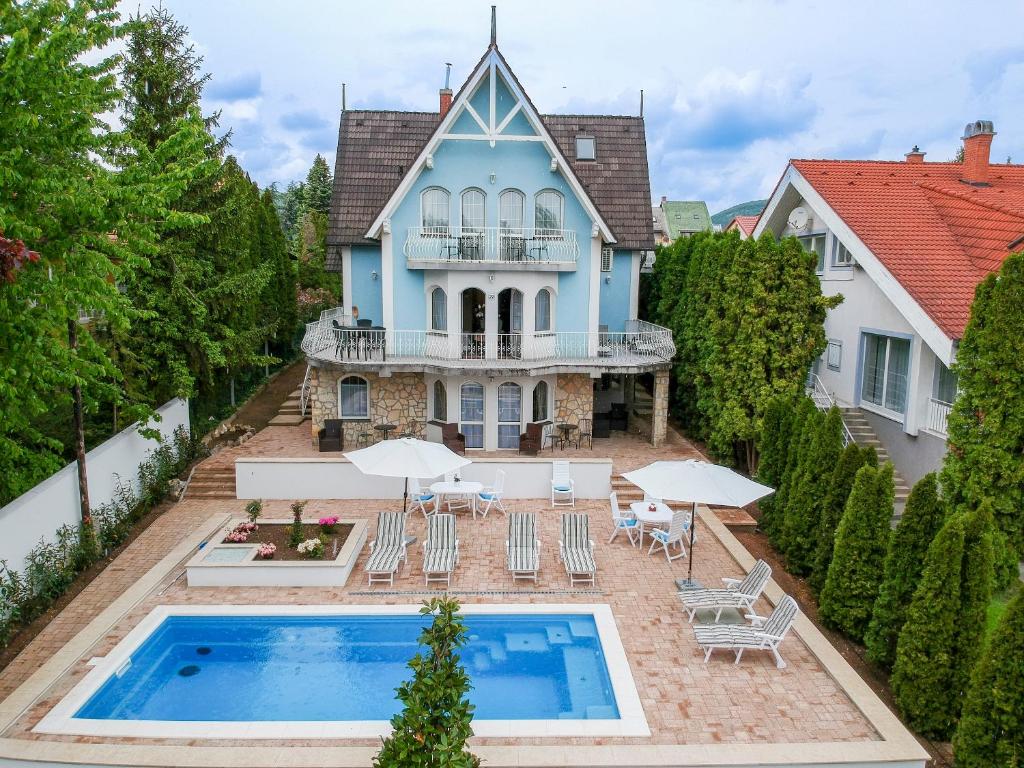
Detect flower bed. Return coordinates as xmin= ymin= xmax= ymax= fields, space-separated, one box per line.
xmin=218 ymin=522 xmax=352 ymax=562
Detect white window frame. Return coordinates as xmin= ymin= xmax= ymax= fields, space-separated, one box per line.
xmin=601 ymin=247 xmax=613 ymax=273
xmin=460 ymin=188 xmax=486 ymax=233
xmin=338 ymin=375 xmax=370 ymax=420
xmin=460 ymin=381 xmax=485 ymax=449
xmin=575 ymin=135 xmax=596 ymax=161
xmin=432 ymin=380 xmax=447 ymax=422
xmin=799 ymin=233 xmax=827 ymax=274
xmin=832 ymin=237 xmax=854 ymax=268
xmin=497 ymin=381 xmax=522 ymax=450
xmin=826 ymin=339 xmax=842 ymax=371
xmin=534 ymin=288 xmax=552 ymax=333
xmin=859 ymin=332 xmax=912 ymax=418
xmin=499 ymin=188 xmax=525 ymax=231
xmin=420 ymin=187 xmax=450 ymax=233
xmin=430 ymin=287 xmax=447 ymax=332
xmin=532 ymin=381 xmax=549 ymax=422
xmin=534 ymin=189 xmax=564 ymax=235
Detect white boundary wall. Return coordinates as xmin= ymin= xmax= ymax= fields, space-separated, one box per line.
xmin=236 ymin=457 xmax=612 ymax=501
xmin=0 ymin=398 xmax=190 ymax=573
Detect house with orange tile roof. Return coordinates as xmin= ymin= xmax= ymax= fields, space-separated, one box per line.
xmin=725 ymin=214 xmax=758 ymax=239
xmin=755 ymin=120 xmax=1023 ymax=486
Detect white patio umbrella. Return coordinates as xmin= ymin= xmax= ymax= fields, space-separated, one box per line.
xmin=344 ymin=437 xmax=471 ymax=515
xmin=622 ymin=460 xmax=774 ymax=584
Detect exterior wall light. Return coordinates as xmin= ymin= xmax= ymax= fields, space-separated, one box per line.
xmin=489 ymin=172 xmax=497 ymax=184
xmin=604 ymin=275 xmax=612 ymax=284
xmin=371 ymin=270 xmax=379 ymax=281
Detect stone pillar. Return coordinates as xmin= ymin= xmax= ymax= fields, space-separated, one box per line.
xmin=651 ymin=369 xmax=669 ymax=447
xmin=555 ymin=373 xmax=594 ymax=427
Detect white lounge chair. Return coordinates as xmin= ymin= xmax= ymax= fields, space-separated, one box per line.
xmin=559 ymin=512 xmax=595 ymax=587
xmin=409 ymin=478 xmax=436 ymax=519
xmin=693 ymin=594 xmax=799 ymax=669
xmin=608 ymin=491 xmax=639 ymax=545
xmin=477 ymin=469 xmax=506 ymax=518
xmin=551 ymin=460 xmax=575 ymax=507
xmin=506 ymin=512 xmax=540 ymax=582
xmin=365 ymin=511 xmax=407 ymax=586
xmin=422 ymin=513 xmax=459 ymax=587
xmin=678 ymin=559 xmax=773 ymax=622
xmin=647 ymin=508 xmax=691 ymax=562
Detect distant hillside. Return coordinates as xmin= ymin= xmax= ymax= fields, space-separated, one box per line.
xmin=711 ymin=199 xmax=767 ymax=229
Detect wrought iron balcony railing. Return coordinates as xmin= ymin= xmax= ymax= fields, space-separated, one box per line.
xmin=404 ymin=226 xmax=579 ymax=266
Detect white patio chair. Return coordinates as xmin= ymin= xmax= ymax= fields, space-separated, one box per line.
xmin=365 ymin=511 xmax=407 ymax=586
xmin=422 ymin=513 xmax=459 ymax=587
xmin=506 ymin=512 xmax=540 ymax=582
xmin=476 ymin=469 xmax=506 ymax=518
xmin=678 ymin=559 xmax=773 ymax=623
xmin=551 ymin=460 xmax=575 ymax=507
xmin=442 ymin=470 xmax=470 ymax=512
xmin=608 ymin=491 xmax=639 ymax=545
xmin=409 ymin=478 xmax=436 ymax=519
xmin=693 ymin=594 xmax=799 ymax=669
xmin=559 ymin=512 xmax=595 ymax=587
xmin=647 ymin=508 xmax=690 ymax=562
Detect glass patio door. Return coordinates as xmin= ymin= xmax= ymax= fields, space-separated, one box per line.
xmin=860 ymin=333 xmax=911 ymax=415
xmin=460 ymin=382 xmax=484 ymax=449
xmin=497 ymin=382 xmax=522 ymax=449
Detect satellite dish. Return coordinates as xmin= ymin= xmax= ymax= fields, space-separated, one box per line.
xmin=787 ymin=206 xmax=810 ymax=231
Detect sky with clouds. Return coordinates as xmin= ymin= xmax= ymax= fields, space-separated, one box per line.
xmin=150 ymin=0 xmax=1024 ymax=215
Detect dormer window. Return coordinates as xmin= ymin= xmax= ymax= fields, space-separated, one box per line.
xmin=575 ymin=136 xmax=596 ymax=161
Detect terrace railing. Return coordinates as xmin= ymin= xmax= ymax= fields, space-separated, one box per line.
xmin=404 ymin=226 xmax=579 ymax=266
xmin=301 ymin=317 xmax=674 ymax=368
xmin=926 ymin=397 xmax=953 ymax=436
xmin=806 ymin=373 xmax=855 ymax=446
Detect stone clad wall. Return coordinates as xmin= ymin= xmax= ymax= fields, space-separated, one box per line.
xmin=652 ymin=369 xmax=669 ymax=447
xmin=554 ymin=373 xmax=594 ymax=429
xmin=310 ymin=368 xmax=426 ymax=448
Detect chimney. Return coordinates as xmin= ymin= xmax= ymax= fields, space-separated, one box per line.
xmin=905 ymin=145 xmax=925 ymax=163
xmin=961 ymin=120 xmax=996 ymax=185
xmin=660 ymin=195 xmax=667 ymax=204
xmin=439 ymin=62 xmax=453 ymax=118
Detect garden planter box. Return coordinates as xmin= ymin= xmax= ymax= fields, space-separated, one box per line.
xmin=186 ymin=517 xmax=368 ymax=588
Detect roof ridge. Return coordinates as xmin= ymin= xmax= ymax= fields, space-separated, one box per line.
xmin=342 ymin=109 xmax=440 ymax=116
xmin=918 ymin=181 xmax=1024 ymax=219
xmin=793 ymin=158 xmax=966 ymax=167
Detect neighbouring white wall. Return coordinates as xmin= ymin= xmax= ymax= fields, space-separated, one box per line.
xmin=0 ymin=398 xmax=190 ymax=574
xmin=236 ymin=457 xmax=612 ymax=501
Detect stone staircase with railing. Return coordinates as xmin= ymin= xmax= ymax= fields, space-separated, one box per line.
xmin=268 ymin=388 xmax=309 ymax=427
xmin=839 ymin=408 xmax=911 ymax=510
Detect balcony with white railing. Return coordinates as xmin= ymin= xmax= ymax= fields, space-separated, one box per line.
xmin=926 ymin=397 xmax=953 ymax=437
xmin=404 ymin=226 xmax=579 ymax=269
xmin=301 ymin=318 xmax=674 ymax=371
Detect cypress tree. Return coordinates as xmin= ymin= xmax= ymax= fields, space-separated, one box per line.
xmin=864 ymin=473 xmax=946 ymax=667
xmin=304 ymin=154 xmax=333 ymax=216
xmin=891 ymin=513 xmax=968 ymax=738
xmin=941 ymin=250 xmax=1024 ymax=562
xmin=766 ymin=402 xmax=819 ymax=546
xmin=781 ymin=406 xmax=844 ymax=573
xmin=952 ymin=500 xmax=996 ymax=714
xmin=257 ymin=189 xmax=297 ymax=349
xmin=756 ymin=394 xmax=795 ymax=490
xmin=953 ymin=585 xmax=1024 ymax=767
xmin=819 ymin=463 xmax=894 ymax=640
xmin=810 ymin=444 xmax=874 ymax=594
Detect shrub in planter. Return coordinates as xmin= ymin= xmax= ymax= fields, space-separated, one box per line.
xmin=296 ymin=537 xmax=324 ymax=559
xmin=245 ymin=499 xmax=263 ymax=525
xmin=289 ymin=500 xmax=307 ymax=547
xmin=257 ymin=543 xmax=276 ymax=560
xmin=864 ymin=472 xmax=946 ymax=668
xmin=374 ymin=597 xmax=479 ymax=768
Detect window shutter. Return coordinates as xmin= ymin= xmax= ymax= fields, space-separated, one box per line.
xmin=601 ymin=247 xmax=613 ymax=273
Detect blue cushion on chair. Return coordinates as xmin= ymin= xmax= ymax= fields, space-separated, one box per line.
xmin=652 ymin=529 xmax=669 ymax=542
xmin=618 ymin=519 xmax=638 ymax=528
xmin=554 ymin=484 xmax=571 ymax=492
xmin=418 ymin=493 xmax=435 ymax=501
xmin=479 ymin=492 xmax=496 ymax=500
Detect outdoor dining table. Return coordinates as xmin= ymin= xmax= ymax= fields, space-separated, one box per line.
xmin=374 ymin=423 xmax=397 ymax=440
xmin=430 ymin=479 xmax=483 ymax=517
xmin=630 ymin=500 xmax=674 ymax=548
xmin=555 ymin=422 xmax=577 ymax=449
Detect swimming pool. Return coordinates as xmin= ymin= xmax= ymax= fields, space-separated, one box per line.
xmin=36 ymin=604 xmax=648 ymax=738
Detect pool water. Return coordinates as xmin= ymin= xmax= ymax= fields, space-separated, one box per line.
xmin=75 ymin=614 xmax=620 ymax=722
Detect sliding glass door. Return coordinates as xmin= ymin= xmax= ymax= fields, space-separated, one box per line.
xmin=860 ymin=333 xmax=911 ymax=415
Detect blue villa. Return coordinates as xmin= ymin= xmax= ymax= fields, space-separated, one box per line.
xmin=301 ymin=10 xmax=674 ymax=452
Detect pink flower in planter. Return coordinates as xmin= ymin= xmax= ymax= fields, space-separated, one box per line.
xmin=318 ymin=515 xmax=340 ymax=532
xmin=225 ymin=530 xmax=249 ymax=543
xmin=235 ymin=521 xmax=259 ymax=534
xmin=257 ymin=543 xmax=276 ymax=559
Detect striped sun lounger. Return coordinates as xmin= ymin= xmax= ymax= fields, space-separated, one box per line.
xmin=506 ymin=512 xmax=540 ymax=582
xmin=693 ymin=594 xmax=799 ymax=669
xmin=677 ymin=559 xmax=772 ymax=623
xmin=422 ymin=513 xmax=459 ymax=587
xmin=559 ymin=513 xmax=595 ymax=587
xmin=365 ymin=511 xmax=407 ymax=586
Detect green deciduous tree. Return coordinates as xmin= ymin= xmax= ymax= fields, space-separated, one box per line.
xmin=810 ymin=444 xmax=875 ymax=594
xmin=819 ymin=463 xmax=894 ymax=641
xmin=941 ymin=250 xmax=1024 ymax=562
xmin=864 ymin=472 xmax=946 ymax=667
xmin=375 ymin=598 xmax=480 ymax=768
xmin=892 ymin=512 xmax=968 ymax=738
xmin=781 ymin=406 xmax=844 ymax=573
xmin=953 ymin=585 xmax=1024 ymax=767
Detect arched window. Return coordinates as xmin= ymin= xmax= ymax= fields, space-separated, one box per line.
xmin=338 ymin=376 xmax=369 ymax=419
xmin=421 ymin=187 xmax=450 ymax=232
xmin=460 ymin=382 xmax=484 ymax=449
xmin=499 ymin=189 xmax=525 ymax=230
xmin=535 ymin=288 xmax=552 ymax=332
xmin=430 ymin=287 xmax=447 ymax=331
xmin=532 ymin=381 xmax=549 ymax=422
xmin=497 ymin=382 xmax=522 ymax=450
xmin=433 ymin=380 xmax=447 ymax=422
xmin=535 ymin=189 xmax=564 ymax=234
xmin=460 ymin=188 xmax=486 ymax=233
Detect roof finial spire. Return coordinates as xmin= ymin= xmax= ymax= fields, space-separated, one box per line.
xmin=490 ymin=5 xmax=497 ymax=47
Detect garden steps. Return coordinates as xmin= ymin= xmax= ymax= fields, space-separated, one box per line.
xmin=838 ymin=408 xmax=910 ymax=516
xmin=185 ymin=466 xmax=236 ymax=500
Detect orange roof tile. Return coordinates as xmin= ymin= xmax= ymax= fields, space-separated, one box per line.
xmin=791 ymin=159 xmax=1024 ymax=338
xmin=728 ymin=215 xmax=759 ymax=237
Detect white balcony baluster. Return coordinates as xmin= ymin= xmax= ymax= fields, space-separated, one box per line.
xmin=403 ymin=226 xmax=578 ymax=266
xmin=927 ymin=398 xmax=952 ymax=436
